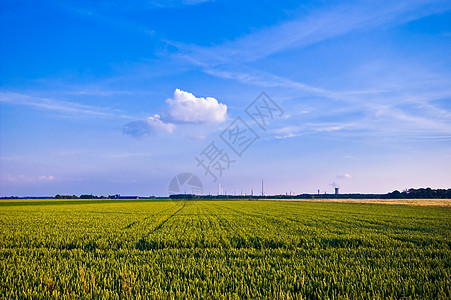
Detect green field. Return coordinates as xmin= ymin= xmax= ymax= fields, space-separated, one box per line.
xmin=0 ymin=199 xmax=450 ymax=299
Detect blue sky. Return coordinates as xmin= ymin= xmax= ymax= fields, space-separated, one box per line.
xmin=1 ymin=0 xmax=450 ymax=197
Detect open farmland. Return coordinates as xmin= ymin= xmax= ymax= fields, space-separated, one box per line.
xmin=262 ymin=198 xmax=451 ymax=206
xmin=1 ymin=199 xmax=450 ymax=299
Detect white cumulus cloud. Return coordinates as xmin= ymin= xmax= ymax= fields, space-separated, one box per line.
xmin=123 ymin=90 xmax=226 ymax=138
xmin=123 ymin=114 xmax=174 ymax=137
xmin=166 ymin=89 xmax=228 ymax=124
xmin=146 ymin=114 xmax=175 ymax=133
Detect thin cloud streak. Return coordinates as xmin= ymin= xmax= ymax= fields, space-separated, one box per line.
xmin=174 ymin=0 xmax=451 ymax=65
xmin=203 ymin=62 xmax=451 ymax=140
xmin=0 ymin=92 xmax=134 ymax=119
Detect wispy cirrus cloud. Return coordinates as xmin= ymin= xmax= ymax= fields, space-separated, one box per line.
xmin=170 ymin=0 xmax=451 ymax=106
xmin=1 ymin=174 xmax=55 ymax=183
xmin=174 ymin=0 xmax=451 ymax=65
xmin=201 ymin=65 xmax=334 ymax=97
xmin=272 ymin=122 xmax=354 ymax=139
xmin=190 ymin=6 xmax=451 ymax=142
xmin=168 ymin=0 xmax=451 ymax=143
xmin=0 ymin=92 xmax=133 ymax=119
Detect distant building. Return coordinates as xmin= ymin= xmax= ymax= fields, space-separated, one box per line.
xmin=117 ymin=196 xmax=139 ymax=199
xmin=334 ymin=188 xmax=340 ymax=195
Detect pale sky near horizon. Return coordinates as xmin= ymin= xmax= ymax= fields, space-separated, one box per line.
xmin=1 ymin=0 xmax=450 ymax=197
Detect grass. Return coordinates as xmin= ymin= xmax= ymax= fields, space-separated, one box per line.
xmin=0 ymin=199 xmax=450 ymax=299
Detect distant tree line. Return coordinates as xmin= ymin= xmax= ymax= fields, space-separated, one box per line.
xmin=169 ymin=188 xmax=451 ymax=200
xmin=53 ymin=194 xmax=147 ymax=199
xmin=0 ymin=194 xmax=143 ymax=199
xmin=1 ymin=188 xmax=450 ymax=200
xmin=382 ymin=188 xmax=451 ymax=199
xmin=169 ymin=194 xmax=201 ymax=200
xmin=54 ymin=194 xmax=108 ymax=199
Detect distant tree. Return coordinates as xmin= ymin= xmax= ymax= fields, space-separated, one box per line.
xmin=385 ymin=190 xmax=403 ymax=199
xmin=55 ymin=194 xmax=78 ymax=199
